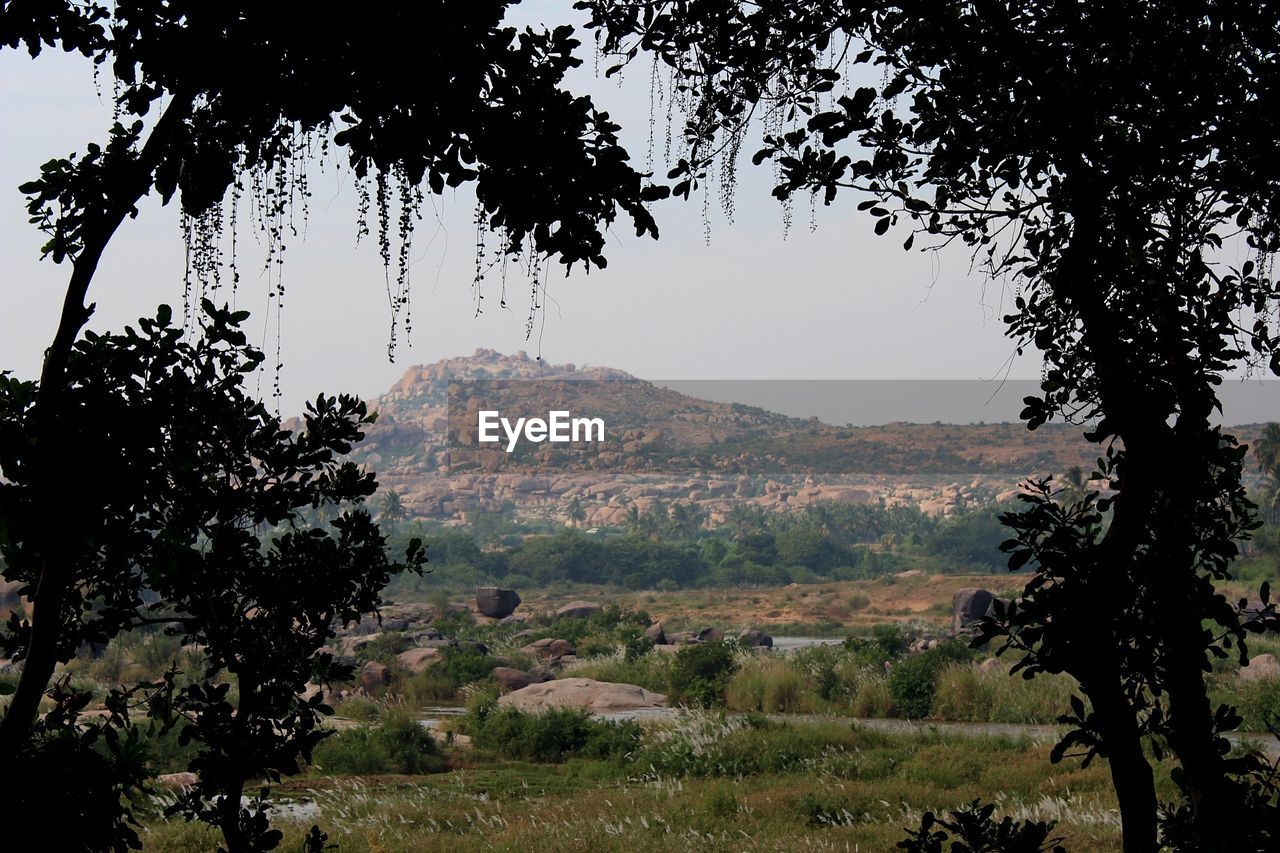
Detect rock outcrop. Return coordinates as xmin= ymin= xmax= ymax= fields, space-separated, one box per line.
xmin=1241 ymin=653 xmax=1280 ymax=681
xmin=556 ymin=601 xmax=602 ymax=620
xmin=475 ymin=587 xmax=521 ymax=618
xmin=359 ymin=661 xmax=390 ymax=691
xmin=397 ymin=647 xmax=443 ymax=674
xmin=492 ymin=666 xmax=554 ymax=692
xmin=521 ymin=637 xmax=576 ymax=660
xmin=498 ymin=678 xmax=668 ymax=714
xmin=952 ymin=588 xmax=996 ymax=633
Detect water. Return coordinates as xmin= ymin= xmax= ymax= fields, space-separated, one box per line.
xmin=768 ymin=636 xmax=844 ymax=651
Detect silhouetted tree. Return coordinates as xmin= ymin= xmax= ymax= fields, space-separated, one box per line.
xmin=0 ymin=1 xmax=664 ymax=764
xmin=579 ymin=2 xmax=1280 ymax=850
xmin=1 ymin=303 xmax=425 ymax=849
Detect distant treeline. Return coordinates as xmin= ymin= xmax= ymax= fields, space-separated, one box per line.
xmin=386 ymin=501 xmax=1011 ymax=592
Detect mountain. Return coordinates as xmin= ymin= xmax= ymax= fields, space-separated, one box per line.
xmin=346 ymin=350 xmax=1267 ymax=526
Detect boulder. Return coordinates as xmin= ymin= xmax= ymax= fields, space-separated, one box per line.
xmin=359 ymin=661 xmax=389 ymax=691
xmin=952 ymin=588 xmax=997 ymax=633
xmin=556 ymin=601 xmax=602 ymax=620
xmin=521 ymin=637 xmax=576 ymax=659
xmin=644 ymin=622 xmax=666 ymax=645
xmin=697 ymin=627 xmax=724 ymax=643
xmin=738 ymin=628 xmax=773 ymax=648
xmin=1241 ymin=653 xmax=1280 ymax=681
xmin=397 ymin=647 xmax=443 ymax=674
xmin=300 ymin=682 xmax=336 ymax=704
xmin=498 ymin=677 xmax=668 ymax=714
xmin=155 ymin=772 xmax=198 ymax=789
xmin=476 ymin=587 xmax=522 ymax=619
xmin=492 ymin=666 xmax=554 ymax=692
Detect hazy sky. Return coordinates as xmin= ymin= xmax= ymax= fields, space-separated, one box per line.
xmin=1 ymin=3 xmax=1030 ymax=415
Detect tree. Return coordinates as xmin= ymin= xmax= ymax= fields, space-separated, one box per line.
xmin=565 ymin=495 xmax=587 ymax=527
xmin=1058 ymin=465 xmax=1090 ymax=508
xmin=578 ymin=2 xmax=1280 ymax=850
xmin=0 ymin=303 xmax=425 ymax=849
xmin=1253 ymin=424 xmax=1280 ymax=524
xmin=0 ymin=1 xmax=665 ymax=763
xmin=378 ymin=489 xmax=407 ymax=533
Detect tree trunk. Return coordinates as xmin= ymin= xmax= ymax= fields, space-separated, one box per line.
xmin=0 ymin=90 xmax=194 ymax=761
xmin=219 ymin=776 xmax=249 ymax=853
xmin=1089 ymin=675 xmax=1160 ymax=853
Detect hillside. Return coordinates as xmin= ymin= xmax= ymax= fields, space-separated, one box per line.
xmin=347 ymin=350 xmax=1267 ymax=526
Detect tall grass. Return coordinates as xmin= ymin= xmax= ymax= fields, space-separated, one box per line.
xmin=932 ymin=664 xmax=1079 ymax=724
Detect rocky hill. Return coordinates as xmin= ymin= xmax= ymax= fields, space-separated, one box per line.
xmin=346 ymin=350 xmax=1268 ymax=526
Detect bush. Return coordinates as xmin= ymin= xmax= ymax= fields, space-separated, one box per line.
xmin=670 ymin=640 xmax=738 ymax=708
xmin=623 ymin=635 xmax=655 ymax=662
xmin=898 ymin=799 xmax=1065 ymax=852
xmin=401 ymin=668 xmax=458 ymax=704
xmin=887 ymin=641 xmax=972 ymax=719
xmin=438 ymin=648 xmax=495 ymax=687
xmin=355 ymin=631 xmax=413 ymax=663
xmin=1211 ymin=674 xmax=1280 ymax=732
xmin=568 ymin=654 xmax=672 ymax=695
xmin=576 ymin=635 xmax=617 ymax=658
xmin=932 ymin=663 xmax=1079 ymax=724
xmin=467 ymin=707 xmax=640 ymax=763
xmin=311 ymin=711 xmax=446 ymax=775
xmin=726 ymin=658 xmax=811 ymax=713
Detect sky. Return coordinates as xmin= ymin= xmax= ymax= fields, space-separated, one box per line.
xmin=2 ymin=4 xmax=1037 ymax=417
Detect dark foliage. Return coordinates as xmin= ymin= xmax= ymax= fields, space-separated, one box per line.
xmin=580 ymin=2 xmax=1280 ymax=849
xmin=0 ymin=304 xmax=424 ymax=850
xmin=670 ymin=639 xmax=738 ymax=708
xmin=898 ymin=799 xmax=1065 ymax=853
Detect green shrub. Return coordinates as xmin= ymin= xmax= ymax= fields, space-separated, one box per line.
xmin=468 ymin=707 xmax=640 ymax=763
xmin=1211 ymin=675 xmax=1280 ymax=732
xmin=355 ymin=631 xmax=413 ymax=664
xmin=623 ymin=635 xmax=654 ymax=662
xmin=887 ymin=641 xmax=972 ymax=718
xmin=932 ymin=663 xmax=1078 ymax=724
xmin=671 ymin=640 xmax=738 ymax=708
xmin=703 ymin=786 xmax=740 ymax=818
xmin=401 ymin=668 xmax=458 ymax=704
xmin=334 ymin=695 xmax=381 ymax=721
xmin=438 ymin=648 xmax=495 ymax=687
xmin=568 ymin=654 xmax=672 ymax=694
xmin=798 ymin=792 xmax=854 ymax=826
xmin=312 ymin=711 xmax=446 ymax=775
xmin=576 ymin=635 xmax=617 ymax=658
xmin=851 ymin=678 xmax=894 ymax=717
xmin=725 ymin=657 xmax=811 ymax=713
xmin=844 ymin=623 xmax=906 ymax=658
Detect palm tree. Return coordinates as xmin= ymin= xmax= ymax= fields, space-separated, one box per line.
xmin=1058 ymin=465 xmax=1091 ymax=506
xmin=1252 ymin=423 xmax=1280 ymax=523
xmin=378 ymin=489 xmax=406 ymax=534
xmin=566 ymin=496 xmax=587 ymax=528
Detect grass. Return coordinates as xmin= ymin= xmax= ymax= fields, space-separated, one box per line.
xmin=932 ymin=663 xmax=1080 ymax=725
xmin=139 ymin=718 xmax=1132 ymax=852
